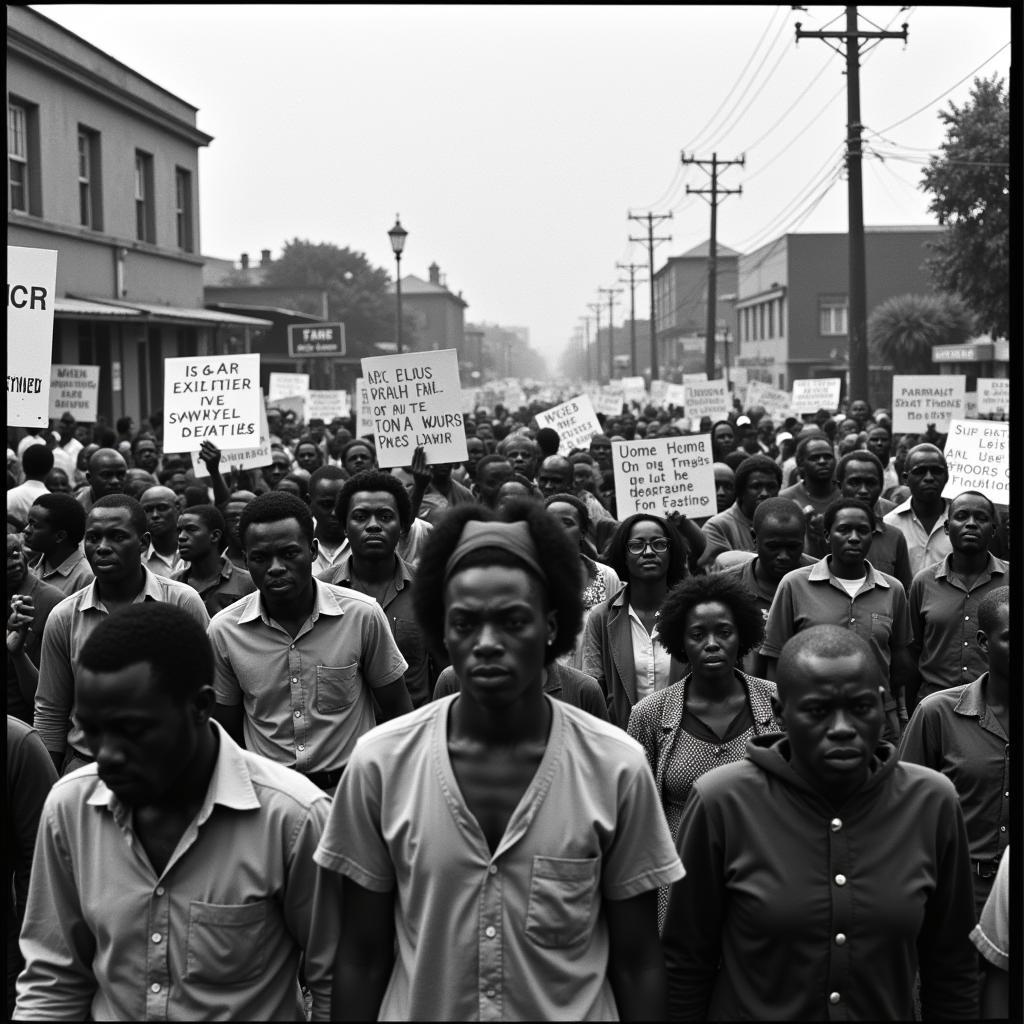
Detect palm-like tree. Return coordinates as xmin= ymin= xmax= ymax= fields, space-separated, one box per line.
xmin=867 ymin=293 xmax=975 ymax=374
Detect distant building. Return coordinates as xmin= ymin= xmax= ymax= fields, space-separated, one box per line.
xmin=593 ymin=320 xmax=651 ymax=379
xmin=734 ymin=226 xmax=948 ymax=405
xmin=387 ymin=262 xmax=468 ymax=360
xmin=7 ymin=6 xmax=270 ymax=426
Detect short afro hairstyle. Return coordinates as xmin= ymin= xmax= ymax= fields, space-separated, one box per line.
xmin=238 ymin=491 xmax=314 ymax=548
xmin=334 ymin=470 xmax=413 ymax=532
xmin=308 ymin=465 xmax=348 ymax=493
xmin=340 ymin=438 xmax=377 ymax=467
xmin=733 ymin=454 xmax=782 ymax=496
xmin=178 ymin=503 xmax=226 ymax=540
xmin=795 ymin=432 xmax=834 ymax=464
xmin=835 ymin=449 xmax=884 ymax=484
xmin=823 ymin=496 xmax=876 ymax=534
xmin=752 ymin=496 xmax=807 ymax=533
xmin=412 ymin=500 xmax=584 ymax=665
xmin=977 ymin=586 xmax=1009 ymax=634
xmin=474 ymin=453 xmax=513 ymax=478
xmin=656 ymin=573 xmax=766 ymax=663
xmin=497 ymin=434 xmax=539 ymax=458
xmin=79 ymin=603 xmax=213 ymax=702
xmin=603 ymin=513 xmax=688 ymax=588
xmin=90 ymin=493 xmax=148 ymax=536
xmin=276 ymin=472 xmax=310 ymax=501
xmin=948 ymin=489 xmax=997 ymax=520
xmin=544 ymin=492 xmax=591 ymax=536
xmin=775 ymin=625 xmax=875 ymax=702
xmin=22 ymin=444 xmax=54 ymax=477
xmin=30 ymin=491 xmax=88 ymax=545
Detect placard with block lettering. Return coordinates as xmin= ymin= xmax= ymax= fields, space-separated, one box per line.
xmin=49 ymin=365 xmax=100 ymax=421
xmin=534 ymin=394 xmax=603 ymax=455
xmin=8 ymin=245 xmax=58 ymax=427
xmin=360 ymin=349 xmax=467 ymax=468
xmin=305 ymin=390 xmax=350 ymax=422
xmin=791 ymin=377 xmax=842 ymax=415
xmin=976 ymin=378 xmax=1009 ymax=418
xmin=164 ymin=354 xmax=261 ymax=452
xmin=682 ymin=379 xmax=731 ymax=422
xmin=593 ymin=387 xmax=625 ymax=419
xmin=891 ymin=375 xmax=966 ymax=434
xmin=612 ymin=434 xmax=716 ymax=518
xmin=190 ymin=389 xmax=273 ymax=476
xmin=941 ymin=419 xmax=1008 ymax=506
xmin=268 ymin=372 xmax=310 ymax=403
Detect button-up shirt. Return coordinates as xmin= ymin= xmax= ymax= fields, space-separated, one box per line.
xmin=314 ymin=697 xmax=684 ymax=1021
xmin=882 ymin=497 xmax=952 ymax=577
xmin=626 ymin=604 xmax=672 ymax=702
xmin=171 ymin=556 xmax=256 ymax=618
xmin=28 ymin=548 xmax=95 ymax=598
xmin=35 ymin=570 xmax=210 ymax=759
xmin=6 ymin=479 xmax=49 ymax=528
xmin=14 ymin=721 xmax=338 ymax=1022
xmin=907 ymin=553 xmax=1009 ymax=700
xmin=143 ymin=543 xmax=185 ymax=579
xmin=310 ymin=535 xmax=347 ymax=577
xmin=699 ymin=504 xmax=755 ymax=568
xmin=209 ymin=579 xmax=407 ymax=774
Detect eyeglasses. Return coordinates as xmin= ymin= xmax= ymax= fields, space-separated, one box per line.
xmin=626 ymin=537 xmax=670 ymax=554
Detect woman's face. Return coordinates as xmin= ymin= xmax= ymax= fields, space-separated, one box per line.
xmin=681 ymin=600 xmax=740 ymax=674
xmin=546 ymin=501 xmax=582 ymax=551
xmin=624 ymin=519 xmax=670 ymax=583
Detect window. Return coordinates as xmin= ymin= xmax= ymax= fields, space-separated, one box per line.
xmin=135 ymin=150 xmax=155 ymax=242
xmin=767 ymin=302 xmax=774 ymax=338
xmin=174 ymin=167 xmax=193 ymax=251
xmin=820 ymin=296 xmax=848 ymax=336
xmin=78 ymin=126 xmax=102 ymax=230
xmin=9 ymin=99 xmax=40 ymax=215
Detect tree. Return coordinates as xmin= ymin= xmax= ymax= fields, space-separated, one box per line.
xmin=867 ymin=293 xmax=974 ymax=374
xmin=260 ymin=239 xmax=409 ymax=353
xmin=920 ymin=75 xmax=1009 ymax=339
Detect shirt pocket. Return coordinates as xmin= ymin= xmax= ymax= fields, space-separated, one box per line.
xmin=315 ymin=662 xmax=361 ymax=713
xmin=185 ymin=900 xmax=268 ymax=985
xmin=870 ymin=611 xmax=893 ymax=645
xmin=524 ymin=855 xmax=600 ymax=948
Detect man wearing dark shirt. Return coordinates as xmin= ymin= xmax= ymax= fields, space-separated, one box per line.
xmin=172 ymin=504 xmax=255 ymax=616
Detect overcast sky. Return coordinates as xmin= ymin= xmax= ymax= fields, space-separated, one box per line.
xmin=34 ymin=4 xmax=1012 ymax=370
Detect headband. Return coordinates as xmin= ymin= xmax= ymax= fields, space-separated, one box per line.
xmin=443 ymin=520 xmax=548 ymax=586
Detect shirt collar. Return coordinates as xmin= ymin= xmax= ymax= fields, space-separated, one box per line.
xmin=809 ymin=555 xmax=890 ymax=588
xmin=80 ymin=565 xmax=165 ymax=611
xmin=146 ymin=543 xmax=180 ymax=568
xmin=238 ymin=576 xmax=346 ymax=626
xmin=953 ymin=673 xmax=988 ymax=718
xmin=933 ymin=552 xmax=1005 ymax=582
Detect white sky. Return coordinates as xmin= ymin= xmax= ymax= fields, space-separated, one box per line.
xmin=33 ymin=4 xmax=1012 ymax=370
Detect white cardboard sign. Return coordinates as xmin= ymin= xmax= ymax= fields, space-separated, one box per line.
xmin=593 ymin=387 xmax=625 ymax=419
xmin=665 ymin=384 xmax=688 ymax=409
xmin=49 ymin=365 xmax=100 ymax=421
xmin=976 ymin=378 xmax=1009 ymax=418
xmin=649 ymin=379 xmax=669 ymax=407
xmin=305 ymin=390 xmax=350 ymax=422
xmin=941 ymin=419 xmax=1009 ymax=506
xmin=268 ymin=372 xmax=310 ymax=403
xmin=354 ymin=377 xmax=374 ymax=438
xmin=621 ymin=376 xmax=647 ymax=405
xmin=360 ymin=348 xmax=467 ymax=468
xmin=190 ymin=389 xmax=273 ymax=476
xmin=163 ymin=354 xmax=261 ymax=452
xmin=612 ymin=434 xmax=716 ymax=518
xmin=682 ymin=372 xmax=709 ymax=384
xmin=791 ymin=377 xmax=842 ymax=415
xmin=534 ymin=394 xmax=603 ymax=455
xmin=7 ymin=245 xmax=58 ymax=427
xmin=746 ymin=380 xmax=794 ymax=420
xmin=891 ymin=375 xmax=966 ymax=434
xmin=682 ymin=379 xmax=732 ymax=422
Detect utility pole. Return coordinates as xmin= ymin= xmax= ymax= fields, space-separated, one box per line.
xmin=587 ymin=302 xmax=604 ymax=383
xmin=683 ymin=151 xmax=744 ymax=380
xmin=616 ymin=262 xmax=647 ymax=377
xmin=579 ymin=315 xmax=594 ymax=382
xmin=796 ymin=7 xmax=908 ymax=404
xmin=598 ymin=287 xmax=623 ymax=382
xmin=628 ymin=211 xmax=672 ymax=380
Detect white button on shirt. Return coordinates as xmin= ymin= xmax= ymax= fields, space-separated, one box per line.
xmin=626 ymin=605 xmax=672 ymax=702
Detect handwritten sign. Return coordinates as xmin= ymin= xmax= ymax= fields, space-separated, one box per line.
xmin=268 ymin=372 xmax=310 ymax=403
xmin=533 ymin=394 xmax=603 ymax=455
xmin=49 ymin=365 xmax=99 ymax=421
xmin=305 ymin=390 xmax=350 ymax=422
xmin=682 ymin=379 xmax=731 ymax=422
xmin=621 ymin=376 xmax=647 ymax=405
xmin=746 ymin=380 xmax=794 ymax=420
xmin=649 ymin=379 xmax=669 ymax=407
xmin=941 ymin=419 xmax=1008 ymax=506
xmin=791 ymin=377 xmax=842 ymax=415
xmin=665 ymin=384 xmax=688 ymax=409
xmin=354 ymin=377 xmax=374 ymax=439
xmin=8 ymin=245 xmax=58 ymax=427
xmin=190 ymin=389 xmax=273 ymax=476
xmin=593 ymin=387 xmax=625 ymax=419
xmin=163 ymin=354 xmax=261 ymax=452
xmin=360 ymin=348 xmax=467 ymax=468
xmin=682 ymin=372 xmax=709 ymax=384
xmin=612 ymin=434 xmax=716 ymax=518
xmin=976 ymin=378 xmax=1009 ymax=418
xmin=891 ymin=375 xmax=966 ymax=434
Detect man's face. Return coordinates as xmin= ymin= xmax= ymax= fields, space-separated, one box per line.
xmin=464 ymin=438 xmax=486 ymax=476
xmin=346 ymin=490 xmax=402 ymax=561
xmin=165 ymin=473 xmax=189 ymax=499
xmin=978 ymin=600 xmax=1010 ymax=680
xmin=475 ymin=423 xmax=495 ymax=444
xmin=87 ymin=451 xmax=128 ymax=498
xmin=76 ymin=660 xmax=204 ymax=807
xmin=546 ymin=500 xmax=582 ymax=551
xmin=444 ymin=565 xmax=555 ymax=711
xmin=589 ymin=438 xmax=613 ymax=472
xmin=737 ymin=470 xmax=780 ymax=518
xmin=738 ymin=427 xmax=759 ymax=454
xmin=7 ymin=534 xmax=28 ymax=590
xmin=945 ymin=493 xmax=996 ymax=556
xmin=779 ymin=650 xmax=884 ymax=800
xmin=176 ymin=512 xmax=219 ymax=563
xmin=133 ymin=441 xmax=160 ymax=474
xmin=476 ymin=461 xmax=513 ymax=507
xmin=309 ymin=478 xmax=346 ymax=543
xmin=504 ymin=442 xmax=537 ymax=480
xmin=343 ymin=444 xmax=375 ymax=476
xmin=839 ymin=459 xmax=883 ymax=509
xmin=23 ymin=505 xmax=60 ymax=555
xmin=244 ymin=517 xmax=315 ymax=608
xmin=825 ymin=506 xmax=873 ymax=568
xmin=848 ymin=400 xmax=871 ymax=426
xmin=713 ymin=465 xmax=736 ymax=513
xmin=573 ymin=462 xmax=597 ymax=494
xmin=537 ymin=459 xmax=573 ymax=499
xmin=44 ymin=469 xmax=72 ymax=494
xmin=222 ymin=499 xmax=250 ymax=549
xmin=295 ymin=443 xmax=322 ymax=474
xmin=754 ymin=515 xmax=806 ymax=582
xmin=865 ymin=429 xmax=891 ymax=464
xmin=712 ymin=425 xmax=735 ymax=455
xmin=140 ymin=487 xmax=179 ymax=540
xmin=263 ymin=452 xmax=291 ymax=487
xmin=58 ymin=416 xmax=76 ymax=444
xmin=619 ymin=416 xmax=637 ymax=440
xmin=495 ymin=482 xmax=535 ymax=513
xmin=903 ymin=449 xmax=948 ymax=502
xmin=84 ymin=507 xmax=148 ymax=583
xmin=801 ymin=439 xmax=836 ymax=486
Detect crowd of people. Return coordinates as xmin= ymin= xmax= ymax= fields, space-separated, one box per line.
xmin=5 ymin=391 xmax=1012 ymax=1020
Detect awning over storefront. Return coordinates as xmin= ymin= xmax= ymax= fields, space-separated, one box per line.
xmin=61 ymin=295 xmax=272 ymax=328
xmin=54 ymin=297 xmax=143 ymax=318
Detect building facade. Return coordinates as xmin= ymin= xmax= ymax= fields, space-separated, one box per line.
xmin=386 ymin=262 xmax=469 ymax=362
xmin=7 ymin=6 xmax=269 ymax=427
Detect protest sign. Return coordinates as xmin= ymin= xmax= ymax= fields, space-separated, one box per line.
xmin=891 ymin=375 xmax=966 ymax=433
xmin=354 ymin=377 xmax=374 ymax=438
xmin=976 ymin=378 xmax=1009 ymax=418
xmin=964 ymin=392 xmax=977 ymax=419
xmin=730 ymin=366 xmax=748 ymax=387
xmin=593 ymin=387 xmax=625 ymax=419
xmin=8 ymin=245 xmax=58 ymax=427
xmin=49 ymin=365 xmax=100 ymax=421
xmin=941 ymin=419 xmax=1008 ymax=506
xmin=746 ymin=380 xmax=794 ymax=420
xmin=612 ymin=434 xmax=716 ymax=518
xmin=163 ymin=354 xmax=261 ymax=452
xmin=360 ymin=348 xmax=467 ymax=468
xmin=621 ymin=376 xmax=647 ymax=405
xmin=682 ymin=372 xmax=709 ymax=384
xmin=791 ymin=377 xmax=841 ymax=415
xmin=682 ymin=379 xmax=731 ymax=422
xmin=649 ymin=379 xmax=669 ymax=407
xmin=534 ymin=394 xmax=603 ymax=455
xmin=305 ymin=390 xmax=350 ymax=422
xmin=268 ymin=372 xmax=310 ymax=403
xmin=190 ymin=389 xmax=273 ymax=476
xmin=665 ymin=384 xmax=688 ymax=409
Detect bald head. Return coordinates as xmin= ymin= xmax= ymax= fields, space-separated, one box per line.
xmin=86 ymin=447 xmax=128 ymax=498
xmin=140 ymin=485 xmax=179 ymax=539
xmin=537 ymin=455 xmax=574 ymax=498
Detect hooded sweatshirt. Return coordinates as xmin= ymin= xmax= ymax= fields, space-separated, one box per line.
xmin=663 ymin=733 xmax=978 ymax=1021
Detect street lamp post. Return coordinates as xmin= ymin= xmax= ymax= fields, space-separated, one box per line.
xmin=388 ymin=215 xmax=408 ymax=353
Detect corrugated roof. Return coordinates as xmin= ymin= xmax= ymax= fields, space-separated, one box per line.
xmin=67 ymin=296 xmax=272 ymax=327
xmin=54 ymin=298 xmax=142 ymax=317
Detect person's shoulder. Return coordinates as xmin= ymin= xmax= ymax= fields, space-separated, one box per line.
xmin=26 ymin=572 xmax=65 ymax=608
xmin=237 ymin=748 xmax=330 ymax=813
xmin=891 ymin=758 xmax=961 ymax=801
xmin=155 ymin=572 xmax=206 ymax=602
xmin=916 ymin=682 xmax=969 ymax=712
xmin=208 ymin=588 xmax=260 ymax=629
xmin=351 ymin=699 xmax=444 ymax=759
xmin=557 ymin=700 xmax=646 ymax=760
xmin=317 ymin=578 xmax=384 ymax=611
xmin=691 ymin=755 xmax=763 ymax=801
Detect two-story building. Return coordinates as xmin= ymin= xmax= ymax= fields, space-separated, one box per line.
xmin=387 ymin=262 xmax=469 ymax=362
xmin=7 ymin=6 xmax=270 ymax=427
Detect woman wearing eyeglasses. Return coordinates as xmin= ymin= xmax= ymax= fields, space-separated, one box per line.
xmin=583 ymin=514 xmax=689 ymax=728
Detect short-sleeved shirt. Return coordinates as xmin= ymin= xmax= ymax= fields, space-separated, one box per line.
xmin=143 ymin=543 xmax=185 ymax=578
xmin=333 ymin=515 xmax=433 ymax=569
xmin=778 ymin=479 xmax=840 ymax=517
xmin=209 ymin=579 xmax=408 ymax=774
xmin=34 ymin=569 xmax=211 ymax=759
xmin=761 ymin=556 xmax=913 ymax=695
xmin=7 ymin=480 xmax=49 ymax=528
xmin=171 ymin=556 xmax=256 ymax=618
xmin=908 ymin=553 xmax=1010 ymax=699
xmin=27 ymin=548 xmax=95 ymax=598
xmin=883 ymin=497 xmax=952 ymax=578
xmin=699 ymin=504 xmax=755 ymax=566
xmin=970 ymin=847 xmax=1009 ymax=971
xmin=314 ymin=696 xmax=684 ymax=1021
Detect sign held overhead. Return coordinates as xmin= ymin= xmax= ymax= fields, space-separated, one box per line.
xmin=7 ymin=245 xmax=58 ymax=427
